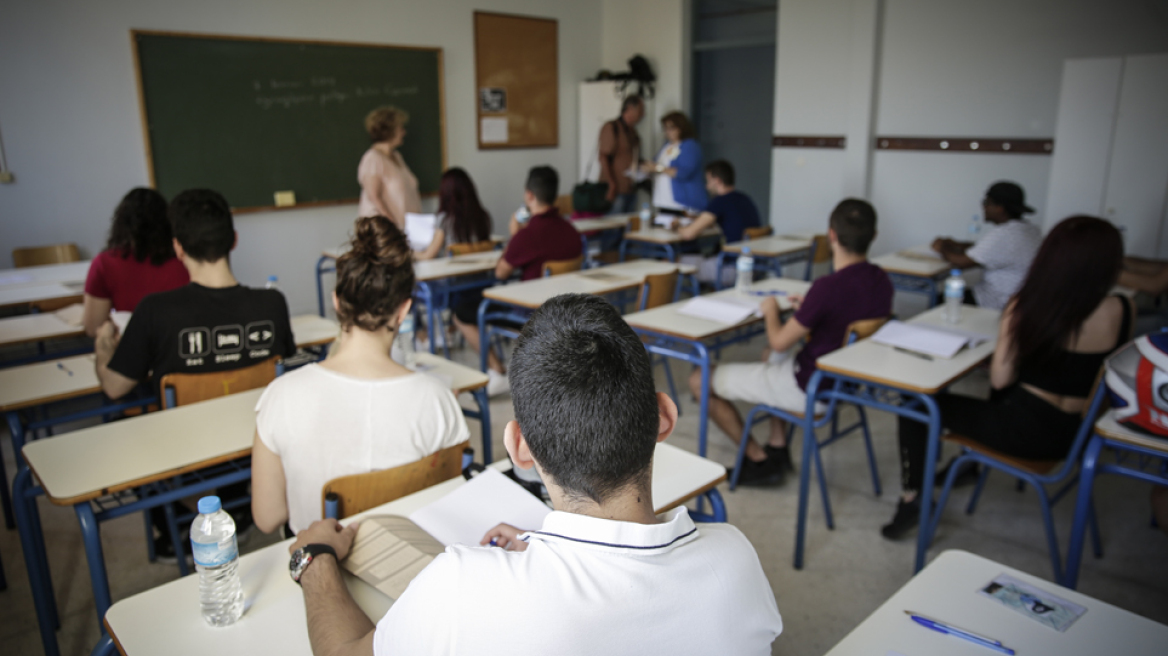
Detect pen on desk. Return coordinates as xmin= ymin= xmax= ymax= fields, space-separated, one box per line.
xmin=57 ymin=362 xmax=73 ymax=376
xmin=893 ymin=347 xmax=933 ymax=361
xmin=905 ymin=611 xmax=1014 ymax=655
xmin=746 ymin=289 xmax=788 ymax=297
xmin=489 ymin=538 xmax=498 ymax=547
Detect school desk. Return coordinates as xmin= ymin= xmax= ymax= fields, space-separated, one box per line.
xmin=102 ymin=442 xmax=728 ymax=656
xmin=803 ymin=304 xmax=1001 ymax=573
xmin=1065 ymin=410 xmax=1168 ymax=589
xmin=619 ymin=226 xmax=724 ymax=262
xmin=0 ymin=260 xmax=90 ymax=288
xmin=871 ymin=247 xmax=954 ymax=307
xmin=824 ymin=549 xmax=1167 ymax=656
xmin=718 ymin=235 xmax=816 ymax=286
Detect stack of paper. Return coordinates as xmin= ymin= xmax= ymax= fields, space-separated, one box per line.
xmin=408 ymin=468 xmax=551 ymax=547
xmin=678 ymin=296 xmax=761 ymax=325
xmin=871 ymin=321 xmax=990 ymax=359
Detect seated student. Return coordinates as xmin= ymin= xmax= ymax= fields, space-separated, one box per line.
xmin=82 ymin=188 xmax=189 ymax=337
xmin=675 ymin=159 xmax=761 ymax=284
xmin=451 ymin=166 xmax=582 ymax=396
xmin=414 ymin=167 xmax=492 ymax=261
xmin=288 ymin=294 xmax=783 ymax=655
xmin=931 ymin=181 xmax=1042 ymax=309
xmin=251 ymin=216 xmax=468 ymax=536
xmin=94 ymin=189 xmax=297 ymax=551
xmin=884 ymin=216 xmax=1131 ymax=539
xmin=692 ymin=199 xmax=893 ymax=486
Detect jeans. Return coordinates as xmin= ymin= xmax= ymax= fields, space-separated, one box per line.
xmin=611 ymin=191 xmax=639 ymax=214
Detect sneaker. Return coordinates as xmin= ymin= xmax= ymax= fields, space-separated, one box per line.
xmin=487 ymin=369 xmax=511 ymax=397
xmin=934 ymin=459 xmax=980 ymax=488
xmin=732 ymin=457 xmax=785 ymax=487
xmin=881 ymin=499 xmax=921 ymax=540
xmin=764 ymin=445 xmax=794 ymax=473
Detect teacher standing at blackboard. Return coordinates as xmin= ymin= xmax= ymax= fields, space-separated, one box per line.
xmin=358 ymin=106 xmax=422 ymax=229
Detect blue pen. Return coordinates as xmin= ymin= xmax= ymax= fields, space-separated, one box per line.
xmin=746 ymin=289 xmax=787 ymax=297
xmin=56 ymin=362 xmax=73 ymax=377
xmin=905 ymin=611 xmax=1015 ymax=655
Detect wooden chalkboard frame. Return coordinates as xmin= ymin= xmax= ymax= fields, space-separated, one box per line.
xmin=130 ymin=29 xmax=447 ymax=214
xmin=473 ymin=12 xmax=559 ymax=150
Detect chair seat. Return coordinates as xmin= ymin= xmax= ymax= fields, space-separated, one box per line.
xmin=943 ymin=434 xmax=1061 ymax=475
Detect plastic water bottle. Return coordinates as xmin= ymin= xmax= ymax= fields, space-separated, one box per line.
xmin=515 ymin=205 xmax=531 ymax=224
xmin=264 ymin=275 xmax=279 ymax=290
xmin=967 ymin=214 xmax=982 ymax=242
xmin=944 ymin=269 xmax=965 ymax=324
xmin=396 ymin=313 xmax=417 ymax=368
xmin=736 ymin=247 xmax=754 ymax=294
xmin=639 ymin=202 xmax=652 ymax=227
xmin=190 ymin=496 xmax=243 ymax=627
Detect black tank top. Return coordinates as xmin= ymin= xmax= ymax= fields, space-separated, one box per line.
xmin=1015 ymin=295 xmax=1132 ymax=397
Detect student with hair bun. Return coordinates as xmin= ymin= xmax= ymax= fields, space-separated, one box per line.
xmin=251 ymin=215 xmax=469 ymax=536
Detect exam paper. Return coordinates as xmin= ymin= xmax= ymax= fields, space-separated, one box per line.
xmin=408 ymin=468 xmax=551 ymax=547
xmin=900 ymin=245 xmax=944 ymax=260
xmin=871 ymin=321 xmax=972 ymax=359
xmin=678 ymin=296 xmax=761 ymax=325
xmin=405 ymin=213 xmax=438 ymax=252
xmin=111 ymin=311 xmax=132 ymax=334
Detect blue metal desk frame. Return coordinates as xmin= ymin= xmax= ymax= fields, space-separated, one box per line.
xmin=713 ymin=242 xmax=817 ymax=289
xmin=886 ymin=270 xmax=947 ymax=308
xmin=1064 ymin=433 xmax=1168 ymax=589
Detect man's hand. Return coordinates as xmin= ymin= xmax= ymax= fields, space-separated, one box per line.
xmin=94 ymin=320 xmax=120 ymax=364
xmin=480 ymin=523 xmax=529 ymax=551
xmin=786 ymin=293 xmax=803 ymax=312
xmin=291 ymin=519 xmax=360 ymax=561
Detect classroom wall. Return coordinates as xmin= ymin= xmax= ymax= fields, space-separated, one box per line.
xmin=771 ymin=0 xmax=1168 ymax=255
xmin=0 ymin=0 xmax=603 ymax=314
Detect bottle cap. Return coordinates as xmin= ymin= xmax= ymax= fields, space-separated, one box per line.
xmin=742 ymin=247 xmax=752 ymax=255
xmin=951 ymin=269 xmax=961 ymax=276
xmin=267 ymin=275 xmax=278 ymax=282
xmin=197 ymin=496 xmax=222 ymax=514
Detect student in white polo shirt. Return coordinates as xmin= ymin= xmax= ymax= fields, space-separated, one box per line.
xmin=287 ymin=293 xmax=783 ymax=656
xmin=931 ymin=181 xmax=1042 ymax=309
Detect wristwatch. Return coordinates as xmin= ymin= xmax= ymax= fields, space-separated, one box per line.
xmin=289 ymin=544 xmax=337 ymax=584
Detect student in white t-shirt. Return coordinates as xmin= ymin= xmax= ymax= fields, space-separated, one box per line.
xmin=286 ymin=294 xmax=783 ymax=656
xmin=250 ymin=215 xmax=469 ymax=536
xmin=931 ymin=181 xmax=1042 ymax=309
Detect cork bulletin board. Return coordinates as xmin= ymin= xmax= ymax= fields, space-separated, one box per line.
xmin=473 ymin=11 xmax=558 ymax=149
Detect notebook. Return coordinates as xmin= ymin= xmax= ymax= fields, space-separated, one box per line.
xmin=871 ymin=321 xmax=991 ymax=359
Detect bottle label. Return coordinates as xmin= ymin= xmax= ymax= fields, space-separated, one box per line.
xmin=191 ymin=537 xmax=238 ymax=567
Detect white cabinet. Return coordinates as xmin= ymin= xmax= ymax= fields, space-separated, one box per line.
xmin=1046 ymin=53 xmax=1168 ymax=257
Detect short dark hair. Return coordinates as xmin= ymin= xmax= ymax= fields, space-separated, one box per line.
xmin=660 ymin=111 xmax=696 ymax=140
xmin=621 ymin=94 xmax=644 ymax=113
xmin=169 ymin=189 xmax=235 ymax=263
xmin=829 ymin=198 xmax=877 ymax=255
xmin=705 ymin=160 xmax=735 ymax=186
xmin=509 ymin=294 xmax=659 ymax=504
xmin=525 ymin=166 xmax=559 ymax=206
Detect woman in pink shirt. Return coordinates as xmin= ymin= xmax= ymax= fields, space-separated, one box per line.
xmin=82 ymin=188 xmax=189 ymax=337
xmin=357 ymin=106 xmax=422 ymax=229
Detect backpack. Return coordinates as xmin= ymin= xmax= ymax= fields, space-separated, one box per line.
xmin=1105 ymin=332 xmax=1168 ymax=436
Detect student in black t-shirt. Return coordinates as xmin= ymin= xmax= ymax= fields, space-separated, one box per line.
xmin=674 ymin=159 xmax=762 ymax=284
xmin=94 ymin=189 xmax=296 ymax=400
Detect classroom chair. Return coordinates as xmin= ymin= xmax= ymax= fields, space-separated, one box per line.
xmin=448 ymin=240 xmax=500 ymax=256
xmin=926 ymin=371 xmax=1109 ymax=585
xmin=322 ymin=440 xmax=470 ymax=520
xmin=803 ymin=234 xmax=832 ymax=281
xmin=729 ymin=317 xmax=889 ymax=522
xmin=554 ymin=194 xmax=574 ymax=218
xmin=743 ymin=226 xmax=773 ymax=240
xmin=148 ymin=357 xmax=280 ymax=575
xmin=636 ymin=270 xmax=682 ymax=410
xmin=542 ymin=254 xmax=585 ymax=277
xmin=12 ymin=243 xmax=81 ymax=268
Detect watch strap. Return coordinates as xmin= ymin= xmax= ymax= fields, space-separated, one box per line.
xmin=292 ymin=543 xmax=338 ymax=584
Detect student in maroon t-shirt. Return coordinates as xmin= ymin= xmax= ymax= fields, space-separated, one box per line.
xmin=690 ymin=199 xmax=893 ymax=486
xmin=450 ymin=166 xmax=582 ymax=396
xmin=82 ymin=188 xmax=190 ymax=337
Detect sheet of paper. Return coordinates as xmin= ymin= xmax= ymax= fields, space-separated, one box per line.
xmin=0 ymin=272 xmax=34 ymax=285
xmin=900 ymin=244 xmax=943 ymax=260
xmin=408 ymin=468 xmax=551 ymax=547
xmin=979 ymin=573 xmax=1087 ymax=632
xmin=480 ymin=117 xmax=508 ymax=144
xmin=871 ymin=320 xmax=971 ymax=359
xmin=920 ymin=323 xmax=993 ymax=347
xmin=53 ymin=303 xmax=85 ymax=327
xmin=343 ymin=516 xmax=445 ymax=600
xmin=111 ymin=311 xmax=132 ymax=333
xmin=405 ymin=212 xmax=438 ymax=252
xmin=678 ymin=296 xmax=761 ymax=325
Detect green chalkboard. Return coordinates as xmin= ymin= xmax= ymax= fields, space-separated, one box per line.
xmin=132 ymin=31 xmax=445 ymax=211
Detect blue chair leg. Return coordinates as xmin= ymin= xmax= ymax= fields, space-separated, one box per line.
xmin=1034 ymin=484 xmax=1065 ymax=584
xmin=91 ymin=634 xmax=117 ymax=656
xmin=965 ymin=464 xmax=990 ymax=514
xmin=729 ymin=407 xmax=765 ymax=490
xmin=163 ymin=500 xmax=189 ymax=577
xmin=1088 ymin=498 xmax=1103 ymax=559
xmin=928 ymin=454 xmax=970 ymax=546
xmin=856 ymin=405 xmax=882 ymax=497
xmin=793 ymin=421 xmax=818 ymax=570
xmin=813 ymin=442 xmax=834 ymax=529
xmin=144 ymin=509 xmax=156 ymax=562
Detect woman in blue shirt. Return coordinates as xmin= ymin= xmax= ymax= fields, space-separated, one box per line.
xmin=644 ymin=111 xmax=707 ymax=213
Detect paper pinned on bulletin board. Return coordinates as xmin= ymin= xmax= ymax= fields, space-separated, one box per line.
xmin=481 ymin=117 xmax=508 ymax=144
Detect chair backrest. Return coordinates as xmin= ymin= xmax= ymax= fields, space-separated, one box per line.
xmin=811 ymin=234 xmax=832 ymax=264
xmin=628 ymin=215 xmax=641 ymax=232
xmin=321 ymin=440 xmax=470 ymax=519
xmin=449 ymin=240 xmax=498 ymax=256
xmin=158 ymin=356 xmax=279 ymax=409
xmin=554 ymin=194 xmax=574 ymax=217
xmin=842 ymin=317 xmax=890 ymax=347
xmin=13 ymin=243 xmax=81 ymax=268
xmin=637 ymin=270 xmax=679 ymax=311
xmin=543 ymin=254 xmax=585 ymax=277
xmin=743 ymin=226 xmax=773 ymax=241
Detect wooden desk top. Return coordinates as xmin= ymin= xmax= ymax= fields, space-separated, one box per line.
xmin=0 ymin=283 xmax=83 ymax=309
xmin=872 ymin=247 xmax=952 ymax=277
xmin=414 ymin=352 xmax=489 ymax=393
xmin=483 ymin=271 xmax=643 ymax=309
xmin=722 ymin=236 xmax=813 ymax=257
xmin=1094 ymin=411 xmax=1168 ymax=454
xmin=0 ymin=354 xmax=100 ymax=412
xmin=816 ymin=305 xmax=1001 ymax=394
xmin=414 ymin=251 xmax=502 ymax=282
xmin=289 ymin=314 xmax=339 ymax=348
xmin=0 ymin=312 xmax=84 ymax=347
xmin=572 ymin=214 xmax=634 ymax=232
xmin=0 ymin=261 xmax=90 ymax=288
xmin=623 ymin=226 xmax=722 ymax=244
xmin=597 ymin=259 xmax=698 ymax=276
xmin=104 ymin=442 xmax=727 ymax=656
xmin=624 ymin=278 xmax=812 ymax=341
xmin=824 ymin=549 xmax=1168 ymax=656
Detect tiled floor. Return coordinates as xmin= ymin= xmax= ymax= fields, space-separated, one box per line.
xmin=2 ymin=294 xmax=1167 ymax=655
